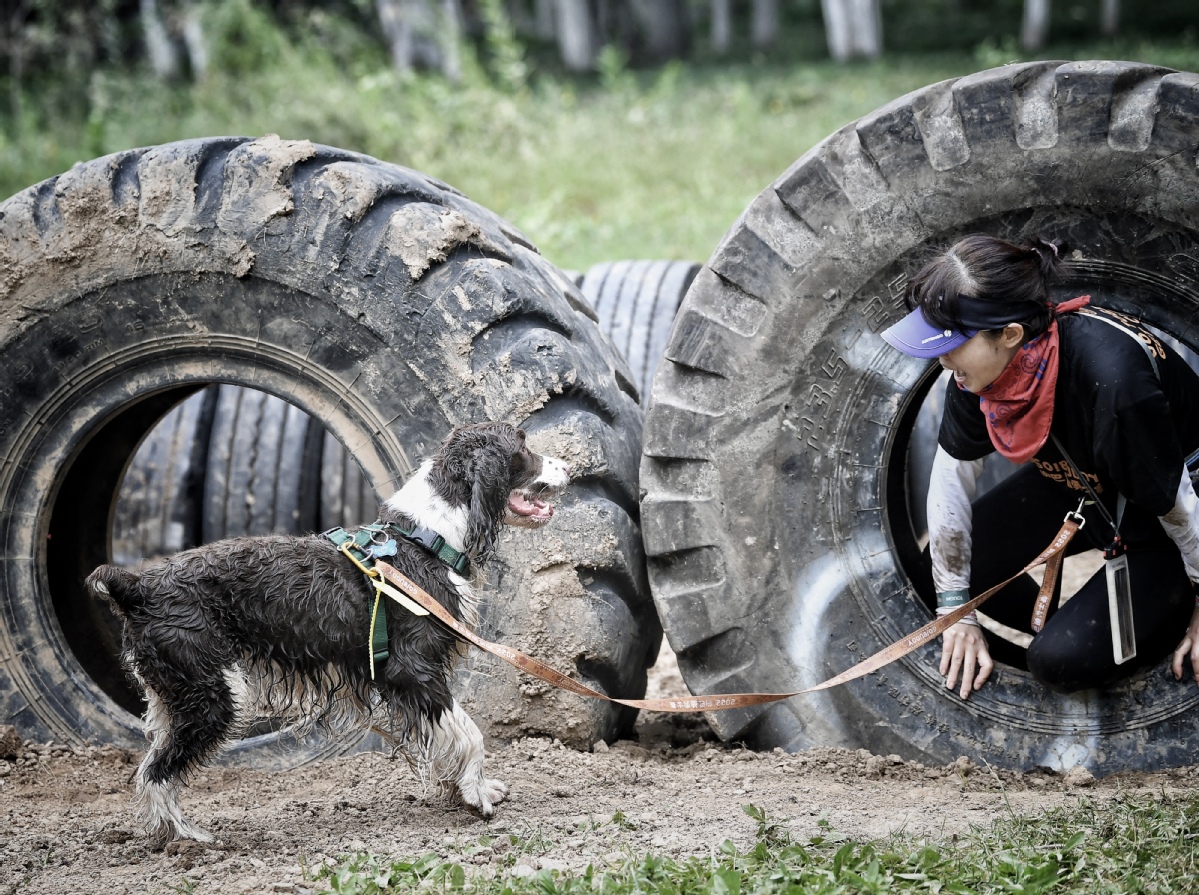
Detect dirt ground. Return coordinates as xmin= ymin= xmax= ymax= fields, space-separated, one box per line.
xmin=3 ymin=643 xmax=1197 ymax=895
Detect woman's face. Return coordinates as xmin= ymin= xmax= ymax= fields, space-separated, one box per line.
xmin=938 ymin=326 xmax=1024 ymax=394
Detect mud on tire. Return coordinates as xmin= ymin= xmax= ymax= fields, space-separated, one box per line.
xmin=0 ymin=136 xmax=659 ymax=763
xmin=641 ymin=61 xmax=1199 ymax=774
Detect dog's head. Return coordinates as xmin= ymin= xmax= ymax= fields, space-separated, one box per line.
xmin=429 ymin=422 xmax=570 ymax=561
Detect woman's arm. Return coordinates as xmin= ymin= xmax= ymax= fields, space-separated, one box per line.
xmin=927 ymin=447 xmax=993 ymax=698
xmin=1161 ymin=465 xmax=1199 ymax=684
xmin=928 ymin=446 xmax=984 ymax=594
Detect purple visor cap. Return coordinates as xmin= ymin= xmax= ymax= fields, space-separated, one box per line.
xmin=880 ymin=307 xmax=976 ymax=359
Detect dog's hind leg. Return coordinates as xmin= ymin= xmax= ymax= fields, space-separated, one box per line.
xmin=133 ymin=667 xmax=239 ymax=848
xmin=424 ymin=699 xmax=507 ymax=816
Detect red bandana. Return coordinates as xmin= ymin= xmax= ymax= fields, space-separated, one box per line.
xmin=972 ymin=296 xmax=1091 ymax=463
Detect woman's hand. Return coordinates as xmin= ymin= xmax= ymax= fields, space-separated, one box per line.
xmin=1171 ymin=605 xmax=1199 ymax=685
xmin=940 ymin=621 xmax=993 ymax=700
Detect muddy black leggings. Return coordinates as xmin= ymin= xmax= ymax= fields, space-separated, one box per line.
xmin=930 ymin=465 xmax=1195 ymax=692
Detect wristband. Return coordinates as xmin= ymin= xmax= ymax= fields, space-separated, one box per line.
xmin=936 ymin=589 xmax=971 ymax=610
xmin=936 ymin=605 xmax=979 ymax=626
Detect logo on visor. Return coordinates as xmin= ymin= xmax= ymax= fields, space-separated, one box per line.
xmin=920 ymin=329 xmax=954 ymax=345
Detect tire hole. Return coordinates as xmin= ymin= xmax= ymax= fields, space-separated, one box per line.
xmin=52 ymin=384 xmax=375 ymax=719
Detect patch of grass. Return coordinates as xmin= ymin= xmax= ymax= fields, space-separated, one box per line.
xmin=311 ymin=794 xmax=1199 ymax=894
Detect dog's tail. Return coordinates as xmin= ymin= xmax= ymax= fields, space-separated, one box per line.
xmin=86 ymin=565 xmax=143 ymax=612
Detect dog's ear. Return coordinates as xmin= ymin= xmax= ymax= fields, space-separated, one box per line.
xmin=463 ymin=443 xmax=512 ymax=561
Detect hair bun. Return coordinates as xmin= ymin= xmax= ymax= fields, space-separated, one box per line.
xmin=1030 ymin=237 xmax=1068 ymax=275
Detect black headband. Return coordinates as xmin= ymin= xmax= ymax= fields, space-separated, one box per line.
xmin=946 ymin=294 xmax=1042 ymax=332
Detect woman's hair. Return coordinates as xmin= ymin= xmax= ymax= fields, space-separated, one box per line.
xmin=906 ymin=234 xmax=1067 ymax=340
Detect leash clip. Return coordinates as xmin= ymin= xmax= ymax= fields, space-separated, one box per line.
xmin=1064 ymin=498 xmax=1086 ymax=529
xmin=338 ymin=541 xmax=378 ymax=579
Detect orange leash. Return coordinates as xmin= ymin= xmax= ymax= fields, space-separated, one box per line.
xmin=373 ymin=509 xmax=1084 ymax=713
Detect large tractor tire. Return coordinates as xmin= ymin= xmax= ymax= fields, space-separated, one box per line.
xmin=0 ymin=136 xmax=658 ymax=764
xmin=641 ymin=61 xmax=1199 ymax=774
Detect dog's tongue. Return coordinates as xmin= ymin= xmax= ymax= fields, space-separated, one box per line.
xmin=509 ymin=493 xmax=553 ymax=520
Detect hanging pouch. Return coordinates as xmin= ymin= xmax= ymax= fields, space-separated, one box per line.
xmin=1104 ymin=540 xmax=1136 ymax=665
xmin=1051 ymin=434 xmax=1138 ymax=666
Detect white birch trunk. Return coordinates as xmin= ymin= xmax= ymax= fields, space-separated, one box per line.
xmin=556 ymin=0 xmax=597 ymax=72
xmin=141 ymin=0 xmax=180 ymax=79
xmin=1022 ymin=0 xmax=1050 ymax=52
xmin=375 ymin=0 xmax=415 ymax=71
xmin=849 ymin=0 xmax=881 ymax=58
xmin=180 ymin=5 xmax=207 ymax=80
xmin=710 ymin=0 xmax=731 ymax=54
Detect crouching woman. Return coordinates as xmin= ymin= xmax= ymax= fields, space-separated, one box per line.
xmin=882 ymin=234 xmax=1199 ymax=699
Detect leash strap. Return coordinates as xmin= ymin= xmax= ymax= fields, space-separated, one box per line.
xmin=1029 ymin=497 xmax=1087 ymax=632
xmin=373 ymin=509 xmax=1083 ymax=713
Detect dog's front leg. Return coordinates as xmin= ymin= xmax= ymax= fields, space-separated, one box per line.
xmin=427 ymin=699 xmax=507 ymax=816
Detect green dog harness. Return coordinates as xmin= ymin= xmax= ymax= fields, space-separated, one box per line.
xmin=322 ymin=523 xmax=470 ymax=678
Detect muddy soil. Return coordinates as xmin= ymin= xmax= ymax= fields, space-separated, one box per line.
xmin=3 ymin=645 xmax=1196 ymax=895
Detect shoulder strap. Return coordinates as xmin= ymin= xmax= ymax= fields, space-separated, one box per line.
xmin=1077 ymin=308 xmax=1160 ymax=381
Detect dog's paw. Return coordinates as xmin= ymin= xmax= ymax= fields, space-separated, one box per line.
xmin=482 ymin=777 xmax=508 ymax=807
xmin=459 ymin=776 xmax=508 ymax=817
xmin=146 ymin=823 xmax=213 ymax=852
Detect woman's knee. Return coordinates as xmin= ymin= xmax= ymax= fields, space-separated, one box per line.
xmin=1026 ymin=620 xmax=1110 ymax=693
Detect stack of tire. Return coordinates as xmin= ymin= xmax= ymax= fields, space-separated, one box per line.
xmin=5 ymin=60 xmax=1199 ymax=776
xmin=0 ymin=136 xmax=661 ymax=765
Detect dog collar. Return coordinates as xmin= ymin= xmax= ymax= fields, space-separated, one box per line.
xmin=322 ymin=523 xmax=471 ymax=577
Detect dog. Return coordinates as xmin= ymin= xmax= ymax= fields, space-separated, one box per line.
xmin=86 ymin=422 xmax=570 ymax=847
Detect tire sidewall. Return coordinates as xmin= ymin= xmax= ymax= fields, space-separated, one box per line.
xmin=0 ymin=273 xmax=424 ymax=750
xmin=643 ymin=61 xmax=1199 ymax=771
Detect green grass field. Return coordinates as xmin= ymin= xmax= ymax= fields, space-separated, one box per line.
xmin=7 ymin=22 xmax=1199 ymax=273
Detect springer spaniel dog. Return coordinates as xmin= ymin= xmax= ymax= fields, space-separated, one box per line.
xmin=86 ymin=422 xmax=570 ymax=847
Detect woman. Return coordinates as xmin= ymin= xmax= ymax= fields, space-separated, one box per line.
xmin=882 ymin=234 xmax=1199 ymax=699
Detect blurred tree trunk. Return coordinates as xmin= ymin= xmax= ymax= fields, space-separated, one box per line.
xmin=1101 ymin=0 xmax=1119 ymax=36
xmin=141 ymin=0 xmax=181 ymax=79
xmin=751 ymin=0 xmax=778 ymax=49
xmin=710 ymin=0 xmax=731 ymax=54
xmin=630 ymin=0 xmax=689 ymax=62
xmin=140 ymin=0 xmax=208 ymax=81
xmin=822 ymin=0 xmax=881 ymax=61
xmin=440 ymin=0 xmax=463 ymax=83
xmin=1022 ymin=0 xmax=1049 ymax=51
xmin=555 ymin=0 xmax=597 ymax=72
xmin=534 ymin=0 xmax=556 ymax=39
xmin=4 ymin=0 xmax=29 ymax=127
xmin=180 ymin=3 xmax=208 ymax=79
xmin=375 ymin=0 xmax=463 ymax=81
